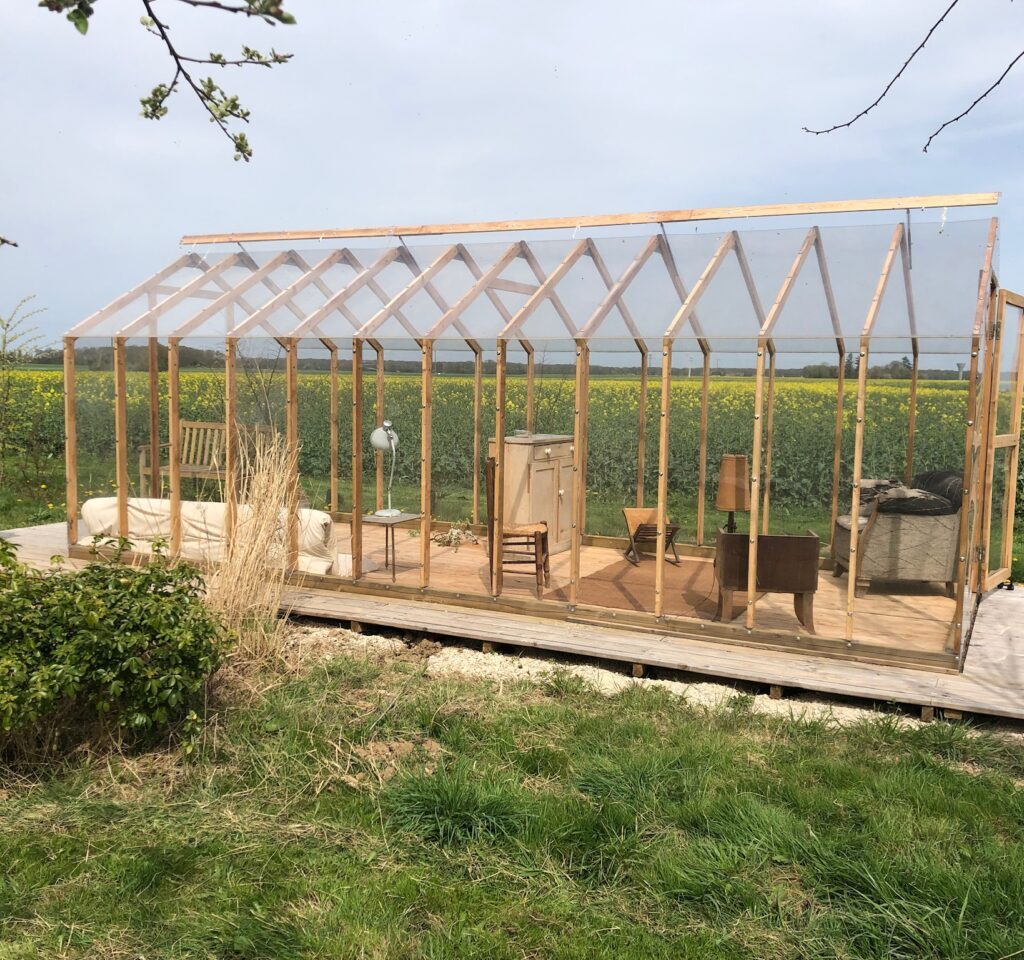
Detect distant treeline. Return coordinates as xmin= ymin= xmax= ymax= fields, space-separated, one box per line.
xmin=27 ymin=345 xmax=964 ymax=380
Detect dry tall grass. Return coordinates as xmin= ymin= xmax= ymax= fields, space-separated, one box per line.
xmin=204 ymin=429 xmax=298 ymax=669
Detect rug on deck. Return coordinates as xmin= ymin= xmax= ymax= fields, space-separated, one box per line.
xmin=548 ymin=556 xmax=730 ymax=620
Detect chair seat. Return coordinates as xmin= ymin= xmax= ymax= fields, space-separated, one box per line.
xmin=504 ymin=521 xmax=548 ymax=536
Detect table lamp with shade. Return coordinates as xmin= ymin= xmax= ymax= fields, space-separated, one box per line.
xmin=369 ymin=420 xmax=400 ymax=517
xmin=716 ymin=453 xmax=750 ymax=533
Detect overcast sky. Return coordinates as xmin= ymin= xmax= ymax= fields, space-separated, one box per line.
xmin=2 ymin=0 xmax=1022 ymax=343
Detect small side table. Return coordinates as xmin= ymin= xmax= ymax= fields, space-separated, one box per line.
xmin=362 ymin=512 xmax=421 ymax=582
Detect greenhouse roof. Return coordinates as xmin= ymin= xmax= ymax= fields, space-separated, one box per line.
xmin=66 ymin=194 xmax=999 ymax=348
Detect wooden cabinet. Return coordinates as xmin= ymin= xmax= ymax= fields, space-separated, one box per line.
xmin=487 ymin=433 xmax=575 ymax=554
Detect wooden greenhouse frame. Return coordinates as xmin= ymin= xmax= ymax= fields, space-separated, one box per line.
xmin=62 ymin=192 xmax=1020 ymax=674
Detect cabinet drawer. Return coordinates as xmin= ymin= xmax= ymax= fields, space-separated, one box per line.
xmin=532 ymin=441 xmax=574 ymax=462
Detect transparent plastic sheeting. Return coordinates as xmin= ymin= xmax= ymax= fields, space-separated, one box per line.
xmin=68 ymin=218 xmax=995 ymax=346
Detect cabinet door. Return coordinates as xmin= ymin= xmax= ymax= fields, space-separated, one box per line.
xmin=555 ymin=460 xmax=574 ymax=545
xmin=530 ymin=462 xmax=557 ymax=536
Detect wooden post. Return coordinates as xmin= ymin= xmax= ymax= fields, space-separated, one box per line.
xmin=905 ymin=342 xmax=920 ymax=484
xmin=113 ymin=337 xmax=129 ymax=538
xmin=636 ymin=339 xmax=648 ymax=507
xmin=761 ymin=343 xmax=777 ymax=534
xmin=351 ymin=338 xmax=364 ymax=579
xmin=696 ymin=346 xmax=711 ymax=545
xmin=570 ymin=339 xmax=590 ymax=606
xmin=224 ymin=337 xmax=238 ymax=538
xmin=845 ymin=338 xmax=870 ymax=641
xmin=329 ymin=344 xmax=339 ymax=513
xmin=374 ymin=343 xmax=385 ymax=512
xmin=654 ymin=338 xmax=673 ymax=617
xmin=168 ymin=338 xmax=182 ymax=554
xmin=420 ymin=339 xmax=433 ymax=588
xmin=285 ymin=338 xmax=299 ymax=569
xmin=63 ymin=337 xmax=78 ymax=545
xmin=472 ymin=344 xmax=483 ymax=525
xmin=525 ymin=340 xmax=536 ymax=434
xmin=829 ymin=338 xmax=847 ymax=558
xmin=493 ymin=339 xmax=508 ymax=596
xmin=746 ymin=340 xmax=767 ymax=628
xmin=147 ymin=337 xmax=160 ymax=497
xmin=952 ymin=330 xmax=983 ymax=654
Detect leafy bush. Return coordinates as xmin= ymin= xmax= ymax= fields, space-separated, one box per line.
xmin=0 ymin=538 xmax=225 ymax=758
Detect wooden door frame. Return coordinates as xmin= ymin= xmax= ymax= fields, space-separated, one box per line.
xmin=981 ymin=288 xmax=1024 ymax=591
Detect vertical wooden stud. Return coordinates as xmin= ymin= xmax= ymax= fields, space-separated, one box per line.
xmin=570 ymin=339 xmax=590 ymax=604
xmin=113 ymin=337 xmax=129 ymax=539
xmin=472 ymin=344 xmax=483 ymax=525
xmin=420 ymin=339 xmax=433 ymax=588
xmin=63 ymin=337 xmax=78 ymax=545
xmin=525 ymin=341 xmax=536 ymax=434
xmin=493 ymin=339 xmax=508 ymax=596
xmin=329 ymin=344 xmax=339 ymax=513
xmin=829 ymin=338 xmax=847 ymax=558
xmin=285 ymin=338 xmax=299 ymax=569
xmin=168 ymin=338 xmax=182 ymax=554
xmin=845 ymin=338 xmax=870 ymax=641
xmin=654 ymin=338 xmax=673 ymax=617
xmin=351 ymin=338 xmax=364 ymax=579
xmin=761 ymin=343 xmax=777 ymax=534
xmin=224 ymin=337 xmax=238 ymax=538
xmin=374 ymin=343 xmax=385 ymax=512
xmin=904 ymin=343 xmax=920 ymax=484
xmin=147 ymin=337 xmax=160 ymax=497
xmin=696 ymin=347 xmax=711 ymax=546
xmin=636 ymin=340 xmax=649 ymax=508
xmin=746 ymin=340 xmax=767 ymax=628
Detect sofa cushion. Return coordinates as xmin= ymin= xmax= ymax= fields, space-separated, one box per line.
xmin=909 ymin=469 xmax=963 ymax=506
xmin=875 ymin=486 xmax=957 ymax=516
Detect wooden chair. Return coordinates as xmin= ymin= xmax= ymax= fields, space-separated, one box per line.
xmin=485 ymin=456 xmax=550 ymax=595
xmin=714 ymin=528 xmax=819 ymax=633
xmin=622 ymin=508 xmax=681 ymax=565
xmin=138 ymin=421 xmax=272 ymax=494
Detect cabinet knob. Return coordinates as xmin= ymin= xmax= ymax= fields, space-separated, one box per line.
xmin=558 ymin=488 xmax=565 ymax=498
xmin=544 ymin=447 xmax=552 ymax=456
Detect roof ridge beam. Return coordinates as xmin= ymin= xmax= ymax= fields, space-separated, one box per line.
xmin=181 ymin=192 xmax=1000 ymax=245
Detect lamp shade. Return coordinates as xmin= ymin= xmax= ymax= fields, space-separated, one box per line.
xmin=715 ymin=454 xmax=751 ymax=512
xmin=370 ymin=420 xmax=398 ymax=452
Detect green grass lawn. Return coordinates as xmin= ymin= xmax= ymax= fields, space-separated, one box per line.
xmin=2 ymin=647 xmax=1023 ymax=959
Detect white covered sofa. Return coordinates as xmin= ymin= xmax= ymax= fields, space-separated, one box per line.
xmin=78 ymin=497 xmax=346 ymax=575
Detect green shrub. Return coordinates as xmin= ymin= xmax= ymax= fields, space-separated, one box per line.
xmin=0 ymin=538 xmax=226 ymax=758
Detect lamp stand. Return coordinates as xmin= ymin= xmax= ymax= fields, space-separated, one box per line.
xmin=374 ymin=440 xmax=401 ymax=517
xmin=726 ymin=510 xmax=736 ymax=533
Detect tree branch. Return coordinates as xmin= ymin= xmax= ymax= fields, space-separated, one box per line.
xmin=923 ymin=47 xmax=1024 ymax=151
xmin=803 ymin=0 xmax=962 ymax=135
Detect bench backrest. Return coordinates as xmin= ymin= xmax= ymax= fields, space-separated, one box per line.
xmin=177 ymin=421 xmax=274 ymax=469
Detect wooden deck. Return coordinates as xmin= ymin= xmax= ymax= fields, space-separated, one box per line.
xmin=345 ymin=521 xmax=955 ymax=659
xmin=5 ymin=521 xmax=1022 ymax=721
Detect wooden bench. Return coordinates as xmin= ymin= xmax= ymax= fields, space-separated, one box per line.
xmin=714 ymin=528 xmax=820 ymax=633
xmin=138 ymin=421 xmax=272 ymax=494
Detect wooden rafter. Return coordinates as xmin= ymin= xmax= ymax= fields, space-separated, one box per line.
xmin=578 ymin=237 xmax=654 ymax=340
xmin=118 ymin=254 xmax=240 ymax=337
xmin=424 ymin=242 xmax=522 ymax=339
xmin=663 ymin=234 xmax=735 ymax=341
xmin=231 ymin=250 xmax=343 ymax=338
xmin=173 ymin=250 xmax=295 ymax=339
xmin=356 ymin=246 xmax=460 ymax=339
xmin=499 ymin=240 xmax=587 ymax=339
xmin=67 ymin=254 xmax=196 ymax=337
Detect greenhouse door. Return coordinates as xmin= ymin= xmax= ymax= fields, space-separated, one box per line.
xmin=981 ymin=289 xmax=1024 ymax=591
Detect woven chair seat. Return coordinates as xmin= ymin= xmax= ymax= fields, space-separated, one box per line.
xmin=504 ymin=521 xmax=548 ymax=536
